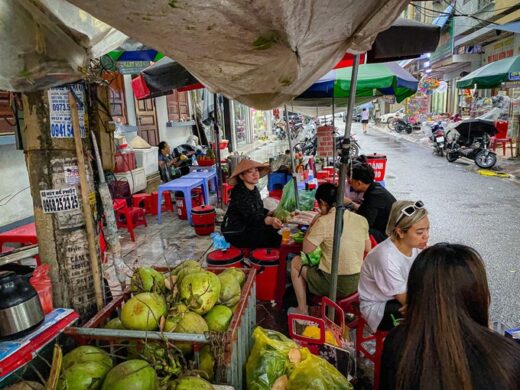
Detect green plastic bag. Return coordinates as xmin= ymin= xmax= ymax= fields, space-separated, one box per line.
xmin=273 ymin=179 xmax=297 ymax=221
xmin=298 ymin=190 xmax=316 ymax=211
xmin=301 ymin=247 xmax=321 ymax=266
xmin=246 ymin=327 xmax=298 ymax=390
xmin=287 ymin=348 xmax=353 ymax=390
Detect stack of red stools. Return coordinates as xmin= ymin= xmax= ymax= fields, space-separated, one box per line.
xmin=150 ymin=191 xmax=174 ymax=215
xmin=223 ymin=183 xmax=234 ymax=205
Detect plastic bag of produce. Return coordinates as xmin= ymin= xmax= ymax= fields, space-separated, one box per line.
xmin=287 ymin=348 xmax=352 ymax=390
xmin=298 ymin=190 xmax=316 ymax=211
xmin=273 ymin=179 xmax=297 ymax=221
xmin=301 ymin=247 xmax=321 ymax=266
xmin=246 ymin=327 xmax=298 ymax=390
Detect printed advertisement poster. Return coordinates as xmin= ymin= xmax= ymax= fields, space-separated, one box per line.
xmin=48 ymin=84 xmax=86 ymax=138
xmin=40 ymin=187 xmax=80 ymax=214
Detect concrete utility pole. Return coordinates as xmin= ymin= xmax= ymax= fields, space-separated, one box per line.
xmin=21 ymin=87 xmax=101 ymax=321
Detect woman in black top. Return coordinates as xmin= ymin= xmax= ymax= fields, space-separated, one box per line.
xmin=222 ymin=159 xmax=282 ymax=248
xmin=380 ymin=243 xmax=520 ymax=390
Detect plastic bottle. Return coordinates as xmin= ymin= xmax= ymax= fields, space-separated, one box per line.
xmin=192 ymin=155 xmax=198 ymax=166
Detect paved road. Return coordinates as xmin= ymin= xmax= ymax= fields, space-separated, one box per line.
xmin=352 ymin=122 xmax=520 ymax=327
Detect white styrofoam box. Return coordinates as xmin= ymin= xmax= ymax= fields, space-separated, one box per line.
xmin=134 ymin=147 xmax=159 ymax=176
xmin=114 ymin=167 xmax=146 ymax=194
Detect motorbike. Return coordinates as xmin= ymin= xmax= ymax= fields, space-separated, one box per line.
xmin=429 ymin=121 xmax=446 ymax=156
xmin=445 ymin=119 xmax=498 ymax=169
xmin=393 ymin=118 xmax=413 ymax=134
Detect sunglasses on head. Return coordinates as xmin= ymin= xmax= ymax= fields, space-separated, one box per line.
xmin=395 ymin=200 xmax=424 ymax=227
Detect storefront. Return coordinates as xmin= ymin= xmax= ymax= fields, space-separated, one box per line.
xmin=233 ymin=101 xmax=249 ymax=145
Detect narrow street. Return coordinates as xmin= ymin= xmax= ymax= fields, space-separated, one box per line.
xmin=349 ymin=122 xmax=520 ymax=327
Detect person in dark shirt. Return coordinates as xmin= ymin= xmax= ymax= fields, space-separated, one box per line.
xmin=380 ymin=243 xmax=520 ymax=390
xmin=344 ymin=159 xmax=396 ymax=243
xmin=222 ymin=159 xmax=282 ymax=248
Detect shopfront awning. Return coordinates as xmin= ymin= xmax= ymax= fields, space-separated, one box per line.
xmin=456 ymin=54 xmax=520 ymax=89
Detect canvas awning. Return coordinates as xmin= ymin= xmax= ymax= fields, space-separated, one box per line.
xmin=0 ymin=0 xmax=128 ymax=91
xmin=67 ymin=0 xmax=413 ymax=109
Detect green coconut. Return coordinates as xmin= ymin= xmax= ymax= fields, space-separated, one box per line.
xmin=101 ymin=360 xmax=157 ymax=390
xmin=164 ymin=303 xmax=190 ymax=332
xmin=104 ymin=318 xmax=125 ymax=330
xmin=62 ymin=346 xmax=112 ymax=370
xmin=57 ymin=362 xmax=111 ymax=390
xmin=220 ymin=268 xmax=246 ymax=287
xmin=217 ymin=272 xmax=241 ymax=307
xmin=171 ymin=260 xmax=200 ymax=276
xmin=167 ymin=376 xmax=214 ymax=389
xmin=130 ymin=267 xmax=166 ymax=294
xmin=199 ymin=345 xmax=215 ymax=381
xmin=174 ymin=311 xmax=209 ymax=354
xmin=121 ymin=293 xmax=167 ymax=331
xmin=204 ymin=305 xmax=233 ymax=332
xmin=179 ymin=271 xmax=221 ymax=315
xmin=175 ymin=263 xmax=202 ymax=287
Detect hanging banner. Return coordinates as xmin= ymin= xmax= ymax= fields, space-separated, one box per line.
xmin=48 ymin=84 xmax=86 ymax=138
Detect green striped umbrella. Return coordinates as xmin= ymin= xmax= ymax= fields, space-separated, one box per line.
xmin=456 ymin=55 xmax=520 ymax=89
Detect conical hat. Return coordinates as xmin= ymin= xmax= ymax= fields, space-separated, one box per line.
xmin=227 ymin=159 xmax=270 ymax=185
xmin=129 ymin=135 xmax=152 ymax=149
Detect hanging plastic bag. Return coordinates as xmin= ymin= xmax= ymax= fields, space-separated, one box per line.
xmin=246 ymin=327 xmax=298 ymax=390
xmin=298 ymin=190 xmax=316 ymax=211
xmin=273 ymin=179 xmax=297 ymax=222
xmin=29 ymin=264 xmax=53 ymax=314
xmin=287 ymin=348 xmax=353 ymax=390
xmin=301 ymin=247 xmax=321 ymax=267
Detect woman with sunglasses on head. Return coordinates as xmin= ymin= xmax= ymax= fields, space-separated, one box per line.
xmin=358 ymin=200 xmax=429 ymax=332
xmin=380 ymin=243 xmax=520 ymax=390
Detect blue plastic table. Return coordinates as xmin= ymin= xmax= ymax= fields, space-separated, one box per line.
xmin=157 ymin=178 xmax=206 ymax=225
xmin=183 ymin=171 xmax=217 ymax=201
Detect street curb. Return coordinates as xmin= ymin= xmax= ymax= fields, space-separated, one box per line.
xmin=370 ymin=124 xmax=520 ymax=186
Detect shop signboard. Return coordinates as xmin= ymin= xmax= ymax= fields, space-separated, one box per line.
xmin=116 ymin=60 xmax=150 ymax=74
xmin=508 ymin=72 xmax=520 ymax=82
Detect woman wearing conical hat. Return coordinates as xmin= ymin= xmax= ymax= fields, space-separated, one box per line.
xmin=222 ymin=159 xmax=282 ymax=248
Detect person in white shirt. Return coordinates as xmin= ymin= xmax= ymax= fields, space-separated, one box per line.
xmin=358 ymin=200 xmax=430 ymax=332
xmin=361 ymin=108 xmax=370 ymax=134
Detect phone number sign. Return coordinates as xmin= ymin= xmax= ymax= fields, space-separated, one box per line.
xmin=48 ymin=85 xmax=86 ymax=138
xmin=40 ymin=187 xmax=80 ymax=214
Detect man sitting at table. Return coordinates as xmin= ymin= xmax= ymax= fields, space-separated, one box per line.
xmin=289 ymin=183 xmax=371 ymax=316
xmin=344 ymin=158 xmax=396 ymax=243
xmin=158 ymin=141 xmax=190 ymax=182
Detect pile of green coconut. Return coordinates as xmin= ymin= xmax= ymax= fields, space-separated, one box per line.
xmin=57 ymin=261 xmax=246 ymax=389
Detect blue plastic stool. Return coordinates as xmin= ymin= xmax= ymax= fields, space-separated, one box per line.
xmin=157 ymin=178 xmax=206 ymax=225
xmin=268 ymin=172 xmax=291 ymax=192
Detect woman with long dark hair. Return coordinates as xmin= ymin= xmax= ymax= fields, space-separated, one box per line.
xmin=380 ymin=243 xmax=520 ymax=390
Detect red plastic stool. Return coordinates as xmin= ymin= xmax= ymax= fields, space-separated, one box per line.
xmin=132 ymin=193 xmax=153 ymax=214
xmin=151 ymin=191 xmax=174 ymax=215
xmin=222 ymin=183 xmax=234 ymax=205
xmin=191 ymin=188 xmax=204 ymax=207
xmin=114 ymin=201 xmax=147 ymax=242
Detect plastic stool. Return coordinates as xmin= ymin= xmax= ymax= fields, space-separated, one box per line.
xmin=132 ymin=193 xmax=153 ymax=214
xmin=223 ymin=183 xmax=234 ymax=205
xmin=114 ymin=201 xmax=147 ymax=242
xmin=151 ymin=191 xmax=174 ymax=216
xmin=267 ymin=172 xmax=291 ymax=192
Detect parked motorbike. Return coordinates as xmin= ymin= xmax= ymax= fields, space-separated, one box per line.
xmin=429 ymin=122 xmax=446 ymax=156
xmin=393 ymin=118 xmax=413 ymax=134
xmin=445 ymin=119 xmax=498 ymax=169
xmin=274 ymin=125 xmax=286 ymax=140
